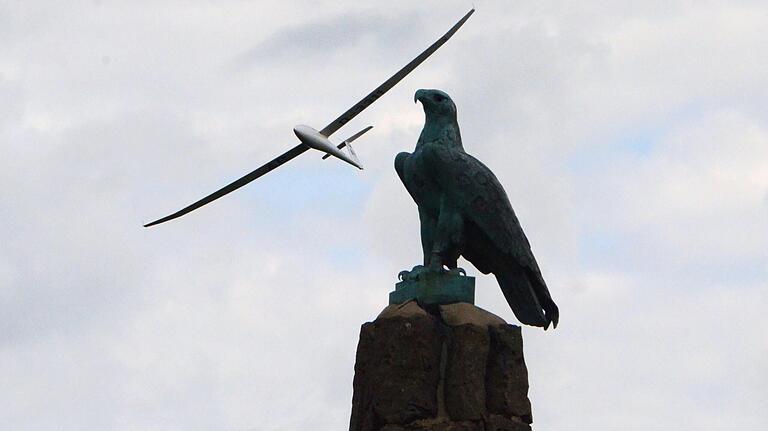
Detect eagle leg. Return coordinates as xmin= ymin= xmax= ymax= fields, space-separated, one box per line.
xmin=418 ymin=208 xmax=437 ymax=268
xmin=398 ymin=203 xmax=465 ymax=282
xmin=430 ymin=198 xmax=464 ymax=270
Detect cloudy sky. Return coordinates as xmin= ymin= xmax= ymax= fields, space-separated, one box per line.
xmin=1 ymin=1 xmax=767 ymax=429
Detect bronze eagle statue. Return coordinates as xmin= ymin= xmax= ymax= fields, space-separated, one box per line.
xmin=395 ymin=89 xmax=559 ymax=329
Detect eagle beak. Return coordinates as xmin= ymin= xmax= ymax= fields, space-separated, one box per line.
xmin=414 ymin=89 xmax=426 ymax=104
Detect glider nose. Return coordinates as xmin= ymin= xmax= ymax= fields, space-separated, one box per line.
xmin=293 ymin=124 xmax=315 ymax=142
xmin=293 ymin=124 xmax=306 ymax=139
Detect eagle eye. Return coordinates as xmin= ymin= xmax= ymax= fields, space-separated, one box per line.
xmin=434 ymin=94 xmax=444 ymax=103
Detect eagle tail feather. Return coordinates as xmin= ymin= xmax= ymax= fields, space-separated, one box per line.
xmin=528 ymin=268 xmax=559 ymax=329
xmin=495 ymin=267 xmax=554 ymax=329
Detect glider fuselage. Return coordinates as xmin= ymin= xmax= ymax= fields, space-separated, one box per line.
xmin=293 ymin=125 xmax=363 ymax=169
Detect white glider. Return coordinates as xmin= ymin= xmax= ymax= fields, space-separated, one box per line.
xmin=293 ymin=124 xmax=370 ymax=170
xmin=144 ymin=8 xmax=474 ymax=227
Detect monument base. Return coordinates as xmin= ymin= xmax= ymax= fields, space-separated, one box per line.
xmin=349 ymin=301 xmax=533 ymax=431
xmin=390 ymin=270 xmax=475 ymax=306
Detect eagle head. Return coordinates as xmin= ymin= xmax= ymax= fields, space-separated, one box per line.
xmin=415 ymin=89 xmax=457 ymax=119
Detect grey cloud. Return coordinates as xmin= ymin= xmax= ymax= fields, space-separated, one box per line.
xmin=236 ymin=10 xmax=421 ymax=66
xmin=1 ymin=1 xmax=767 ymax=430
xmin=0 ymin=78 xmax=23 ymax=130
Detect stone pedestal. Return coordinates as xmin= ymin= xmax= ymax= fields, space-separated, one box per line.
xmin=349 ymin=302 xmax=533 ymax=431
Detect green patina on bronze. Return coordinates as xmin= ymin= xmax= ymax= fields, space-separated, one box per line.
xmin=394 ymin=89 xmax=560 ymax=329
xmin=390 ymin=271 xmax=475 ymax=306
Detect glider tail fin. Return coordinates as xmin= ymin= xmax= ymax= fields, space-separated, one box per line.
xmin=342 ymin=126 xmax=372 ymax=168
xmin=322 ymin=126 xmax=373 ymax=163
xmin=346 ymin=140 xmax=361 ymax=168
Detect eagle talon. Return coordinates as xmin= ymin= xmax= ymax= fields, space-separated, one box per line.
xmin=398 ymin=265 xmax=430 ymax=282
xmin=400 ymin=264 xmax=467 ymax=281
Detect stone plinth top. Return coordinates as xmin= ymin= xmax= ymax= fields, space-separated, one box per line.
xmin=377 ymin=301 xmax=506 ymax=329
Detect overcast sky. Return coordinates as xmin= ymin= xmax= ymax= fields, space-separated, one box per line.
xmin=1 ymin=1 xmax=767 ymax=430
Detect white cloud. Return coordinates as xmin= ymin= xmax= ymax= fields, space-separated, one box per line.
xmin=1 ymin=1 xmax=766 ymax=430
